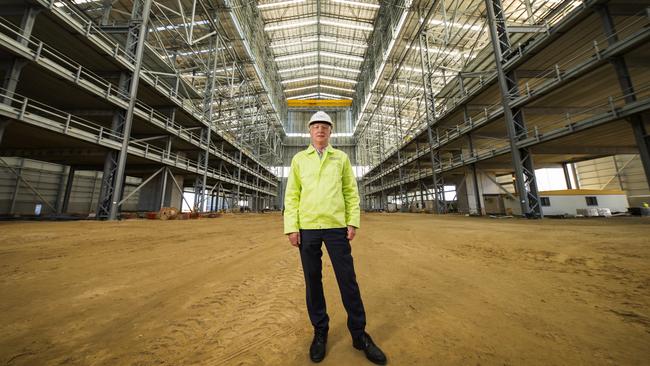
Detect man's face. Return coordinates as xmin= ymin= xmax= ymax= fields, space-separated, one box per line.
xmin=309 ymin=122 xmax=332 ymax=145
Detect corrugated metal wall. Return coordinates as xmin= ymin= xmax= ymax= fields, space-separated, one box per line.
xmin=575 ymin=154 xmax=649 ymax=206
xmin=0 ymin=157 xmax=141 ymax=215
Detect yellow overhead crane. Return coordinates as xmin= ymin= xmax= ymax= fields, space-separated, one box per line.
xmin=287 ymin=99 xmax=352 ymax=108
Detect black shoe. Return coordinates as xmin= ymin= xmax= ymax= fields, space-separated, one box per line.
xmin=353 ymin=332 xmax=387 ymax=365
xmin=310 ymin=330 xmax=327 ymax=363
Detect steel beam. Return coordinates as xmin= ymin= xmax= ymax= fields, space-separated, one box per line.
xmin=531 ymin=146 xmax=638 ymax=155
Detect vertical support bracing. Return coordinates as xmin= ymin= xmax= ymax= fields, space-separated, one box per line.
xmin=236 ymin=152 xmax=243 ymax=208
xmin=377 ymin=120 xmax=387 ymax=210
xmin=96 ymin=0 xmax=153 ymax=220
xmin=485 ymin=0 xmax=542 ymax=218
xmin=596 ymin=5 xmax=650 ymax=188
xmin=418 ymin=33 xmax=446 ymax=214
xmin=414 ymin=139 xmax=425 ymax=208
xmin=9 ymin=158 xmax=24 ymax=215
xmin=392 ymin=83 xmax=408 ymax=210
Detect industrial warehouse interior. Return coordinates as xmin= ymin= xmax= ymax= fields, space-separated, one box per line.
xmin=0 ymin=0 xmax=649 ymax=364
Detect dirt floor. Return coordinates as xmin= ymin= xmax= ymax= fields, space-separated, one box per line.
xmin=1 ymin=213 xmax=649 ymax=365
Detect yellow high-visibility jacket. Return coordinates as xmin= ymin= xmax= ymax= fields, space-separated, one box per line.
xmin=284 ymin=144 xmax=360 ymax=234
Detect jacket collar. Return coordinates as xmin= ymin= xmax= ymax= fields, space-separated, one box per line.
xmin=307 ymin=144 xmax=332 ymax=154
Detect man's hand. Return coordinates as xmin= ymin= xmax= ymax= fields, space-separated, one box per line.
xmin=347 ymin=226 xmax=357 ymax=241
xmin=287 ymin=232 xmax=300 ymax=247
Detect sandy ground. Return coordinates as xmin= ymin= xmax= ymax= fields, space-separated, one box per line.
xmin=0 ymin=213 xmax=649 ymax=366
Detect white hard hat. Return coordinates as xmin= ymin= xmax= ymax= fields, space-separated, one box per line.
xmin=308 ymin=111 xmax=333 ymax=127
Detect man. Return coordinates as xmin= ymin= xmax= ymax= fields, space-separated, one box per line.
xmin=284 ymin=111 xmax=387 ymax=365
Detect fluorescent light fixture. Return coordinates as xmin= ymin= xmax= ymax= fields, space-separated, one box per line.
xmin=282 ymin=76 xmax=319 ymax=84
xmin=286 ymin=92 xmax=352 ymax=100
xmin=278 ymin=64 xmax=360 ymax=74
xmin=321 ymin=85 xmax=356 ymax=92
xmin=282 ymin=75 xmax=357 ymax=84
xmin=285 ymin=85 xmax=356 ymax=93
xmin=271 ymin=37 xmax=319 ymax=48
xmin=320 ymin=92 xmax=353 ymax=99
xmin=321 ymin=51 xmax=364 ymax=62
xmin=321 ymin=19 xmax=373 ymax=31
xmin=275 ymin=51 xmax=319 ymax=62
xmin=320 ymin=36 xmax=368 ymax=48
xmin=285 ymin=85 xmax=319 ymax=92
xmin=276 ymin=51 xmax=362 ymax=62
xmin=321 ymin=64 xmax=360 ymax=73
xmin=153 ymin=19 xmax=209 ymax=32
xmin=265 ymin=19 xmax=318 ymax=31
xmin=430 ymin=19 xmax=482 ymax=32
xmin=167 ymin=47 xmax=228 ymax=57
xmin=287 ymin=93 xmax=320 ymax=99
xmin=265 ymin=17 xmax=372 ymax=33
xmin=279 ymin=65 xmax=320 ymax=73
xmin=332 ymin=0 xmax=380 ymax=9
xmin=409 ymin=45 xmax=469 ymax=57
xmin=258 ymin=0 xmax=306 ymax=9
xmin=270 ymin=41 xmax=308 ymax=48
xmin=321 ymin=75 xmax=357 ymax=83
xmin=54 ymin=0 xmax=100 ymax=7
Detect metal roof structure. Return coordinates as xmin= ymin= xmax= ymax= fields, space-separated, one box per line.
xmin=259 ymin=0 xmax=379 ymax=100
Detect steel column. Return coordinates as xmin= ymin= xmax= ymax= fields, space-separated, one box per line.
xmin=195 ymin=35 xmax=220 ymax=212
xmin=562 ymin=163 xmax=572 ymax=189
xmin=485 ymin=0 xmax=542 ymax=218
xmin=96 ymin=0 xmax=153 ymax=220
xmin=467 ymin=134 xmax=483 ymax=215
xmin=392 ymin=83 xmax=408 ymax=210
xmin=0 ymin=7 xmax=39 ymax=145
xmin=418 ymin=33 xmax=446 ymax=214
xmin=61 ymin=165 xmax=75 ymax=214
xmin=596 ymin=4 xmax=650 ymax=188
xmin=55 ymin=165 xmax=69 ymax=214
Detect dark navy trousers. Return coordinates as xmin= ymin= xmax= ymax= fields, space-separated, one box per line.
xmin=298 ymin=227 xmax=366 ymax=339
